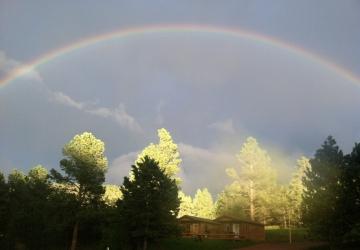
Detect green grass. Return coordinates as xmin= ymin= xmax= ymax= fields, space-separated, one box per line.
xmin=265 ymin=228 xmax=308 ymax=243
xmin=149 ymin=238 xmax=255 ymax=250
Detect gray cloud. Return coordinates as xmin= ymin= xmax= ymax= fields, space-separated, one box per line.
xmin=209 ymin=119 xmax=235 ymax=134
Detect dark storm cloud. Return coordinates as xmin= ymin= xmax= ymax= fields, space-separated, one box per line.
xmin=1 ymin=1 xmax=360 ymax=194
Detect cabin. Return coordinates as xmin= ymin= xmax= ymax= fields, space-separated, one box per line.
xmin=214 ymin=215 xmax=265 ymax=241
xmin=178 ymin=215 xmax=265 ymax=241
xmin=179 ymin=215 xmax=220 ymax=237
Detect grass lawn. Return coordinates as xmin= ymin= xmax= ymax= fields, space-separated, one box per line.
xmin=265 ymin=228 xmax=308 ymax=243
xmin=149 ymin=238 xmax=255 ymax=250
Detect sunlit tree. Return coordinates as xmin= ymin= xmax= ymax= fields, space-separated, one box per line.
xmin=178 ymin=191 xmax=194 ymax=217
xmin=102 ymin=184 xmax=122 ymax=207
xmin=226 ymin=137 xmax=277 ymax=222
xmin=215 ymin=182 xmax=248 ymax=219
xmin=136 ymin=128 xmax=181 ymax=183
xmin=51 ymin=132 xmax=108 ymax=250
xmin=192 ymin=188 xmax=214 ymax=219
xmin=288 ymin=156 xmax=311 ymax=226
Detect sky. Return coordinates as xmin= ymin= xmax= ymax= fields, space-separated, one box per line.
xmin=1 ymin=0 xmax=360 ymax=196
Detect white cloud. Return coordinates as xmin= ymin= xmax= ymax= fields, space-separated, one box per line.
xmin=178 ymin=143 xmax=237 ymax=196
xmin=105 ymin=143 xmax=237 ymax=196
xmin=49 ymin=91 xmax=143 ymax=133
xmin=0 ymin=50 xmax=43 ymax=83
xmin=106 ymin=151 xmax=138 ymax=184
xmin=88 ymin=104 xmax=143 ymax=133
xmin=209 ymin=118 xmax=235 ymax=134
xmin=51 ymin=91 xmax=85 ymax=110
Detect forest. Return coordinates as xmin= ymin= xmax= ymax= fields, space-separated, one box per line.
xmin=0 ymin=129 xmax=359 ymax=250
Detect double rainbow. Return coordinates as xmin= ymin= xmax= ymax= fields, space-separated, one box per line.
xmin=1 ymin=24 xmax=359 ymax=87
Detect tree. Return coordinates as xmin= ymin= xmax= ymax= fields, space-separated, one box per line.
xmin=50 ymin=132 xmax=108 ymax=250
xmin=192 ymin=188 xmax=214 ymax=219
xmin=302 ymin=136 xmax=343 ymax=244
xmin=136 ymin=128 xmax=181 ymax=182
xmin=118 ymin=156 xmax=180 ymax=250
xmin=3 ymin=167 xmax=53 ymax=249
xmin=0 ymin=171 xmax=8 ymax=245
xmin=102 ymin=184 xmax=122 ymax=207
xmin=339 ymin=143 xmax=360 ymax=244
xmin=226 ymin=137 xmax=277 ymax=222
xmin=288 ymin=156 xmax=311 ymax=226
xmin=178 ymin=191 xmax=194 ymax=217
xmin=215 ymin=182 xmax=248 ymax=219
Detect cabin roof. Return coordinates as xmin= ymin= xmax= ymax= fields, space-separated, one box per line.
xmin=178 ymin=215 xmax=220 ymax=224
xmin=214 ymin=215 xmax=264 ymax=226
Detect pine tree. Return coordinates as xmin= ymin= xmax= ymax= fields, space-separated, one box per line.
xmin=50 ymin=132 xmax=108 ymax=250
xmin=118 ymin=156 xmax=180 ymax=250
xmin=178 ymin=191 xmax=194 ymax=217
xmin=136 ymin=128 xmax=181 ymax=183
xmin=192 ymin=188 xmax=214 ymax=219
xmin=288 ymin=156 xmax=311 ymax=226
xmin=226 ymin=137 xmax=277 ymax=222
xmin=302 ymin=136 xmax=343 ymax=244
xmin=339 ymin=143 xmax=360 ymax=244
xmin=214 ymin=182 xmax=248 ymax=219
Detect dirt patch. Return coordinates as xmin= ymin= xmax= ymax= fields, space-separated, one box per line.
xmin=237 ymin=241 xmax=327 ymax=250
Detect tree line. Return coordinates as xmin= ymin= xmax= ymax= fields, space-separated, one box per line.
xmin=0 ymin=129 xmax=359 ymax=249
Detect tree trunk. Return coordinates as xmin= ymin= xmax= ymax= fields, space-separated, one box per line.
xmin=70 ymin=221 xmax=79 ymax=250
xmin=250 ymin=180 xmax=255 ymax=221
xmin=288 ymin=211 xmax=292 ymax=244
xmin=143 ymin=237 xmax=147 ymax=250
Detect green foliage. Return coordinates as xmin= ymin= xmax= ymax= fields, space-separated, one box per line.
xmin=51 ymin=132 xmax=108 ymax=206
xmin=192 ymin=188 xmax=214 ymax=219
xmin=50 ymin=132 xmax=108 ymax=250
xmin=137 ymin=128 xmax=181 ymax=182
xmin=148 ymin=238 xmax=254 ymax=250
xmin=0 ymin=171 xmax=8 ymax=245
xmin=224 ymin=137 xmax=277 ymax=223
xmin=4 ymin=166 xmax=54 ymax=249
xmin=288 ymin=157 xmax=311 ymax=226
xmin=302 ymin=136 xmax=344 ymax=244
xmin=338 ymin=143 xmax=360 ymax=245
xmin=102 ymin=184 xmax=122 ymax=207
xmin=117 ymin=156 xmax=180 ymax=249
xmin=178 ymin=191 xmax=194 ymax=217
xmin=215 ymin=182 xmax=249 ymax=219
xmin=265 ymin=228 xmax=308 ymax=242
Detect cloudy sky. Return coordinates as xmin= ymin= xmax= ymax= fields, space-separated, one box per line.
xmin=1 ymin=0 xmax=360 ymax=196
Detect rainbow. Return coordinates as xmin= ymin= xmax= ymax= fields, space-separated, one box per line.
xmin=1 ymin=24 xmax=359 ymax=87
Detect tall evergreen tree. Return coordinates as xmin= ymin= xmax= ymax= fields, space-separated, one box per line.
xmin=51 ymin=132 xmax=108 ymax=250
xmin=215 ymin=182 xmax=248 ymax=219
xmin=118 ymin=156 xmax=180 ymax=250
xmin=192 ymin=188 xmax=214 ymax=219
xmin=340 ymin=143 xmax=360 ymax=244
xmin=136 ymin=128 xmax=181 ymax=183
xmin=302 ymin=136 xmax=343 ymax=244
xmin=288 ymin=156 xmax=311 ymax=226
xmin=226 ymin=137 xmax=277 ymax=222
xmin=178 ymin=191 xmax=194 ymax=217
